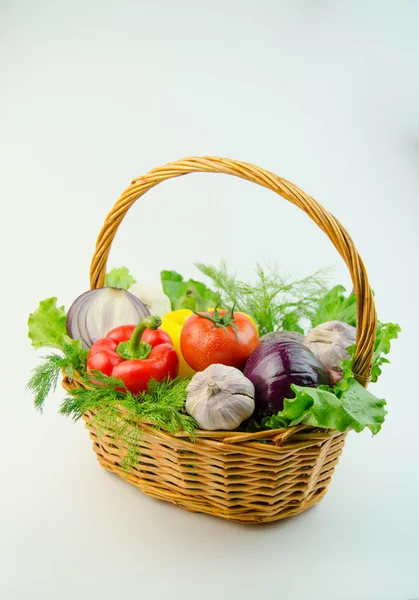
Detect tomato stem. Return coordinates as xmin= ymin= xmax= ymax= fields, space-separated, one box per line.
xmin=193 ymin=303 xmax=239 ymax=341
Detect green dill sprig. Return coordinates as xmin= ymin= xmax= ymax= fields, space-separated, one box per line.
xmin=27 ymin=340 xmax=197 ymax=471
xmin=27 ymin=354 xmax=67 ymax=411
xmin=59 ymin=372 xmax=197 ymax=471
xmin=196 ymin=261 xmax=330 ymax=336
xmin=26 ymin=340 xmax=88 ymax=411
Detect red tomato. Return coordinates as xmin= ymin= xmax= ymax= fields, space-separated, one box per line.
xmin=180 ymin=310 xmax=259 ymax=371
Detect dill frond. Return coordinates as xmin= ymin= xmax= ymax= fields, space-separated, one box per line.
xmin=59 ymin=374 xmax=197 ymax=471
xmin=195 ymin=261 xmax=331 ymax=336
xmin=26 ymin=339 xmax=88 ymax=411
xmin=26 ymin=354 xmax=65 ymax=411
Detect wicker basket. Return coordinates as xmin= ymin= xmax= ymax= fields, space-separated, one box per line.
xmin=63 ymin=156 xmax=376 ymax=525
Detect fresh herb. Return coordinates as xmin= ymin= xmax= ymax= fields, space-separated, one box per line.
xmin=60 ymin=372 xmax=195 ymax=430
xmin=196 ymin=261 xmax=330 ymax=336
xmin=27 ymin=355 xmax=67 ymax=410
xmin=106 ymin=266 xmax=137 ymax=290
xmin=60 ymin=373 xmax=197 ymax=470
xmin=27 ymin=297 xmax=89 ymax=410
xmin=26 ymin=340 xmax=88 ymax=411
xmin=161 ymin=270 xmax=220 ymax=311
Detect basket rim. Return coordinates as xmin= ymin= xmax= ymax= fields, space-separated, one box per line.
xmin=62 ymin=372 xmax=349 ymax=446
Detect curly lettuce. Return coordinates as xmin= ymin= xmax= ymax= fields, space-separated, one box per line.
xmin=161 ymin=270 xmax=220 ymax=311
xmin=28 ymin=297 xmax=68 ymax=350
xmin=264 ymin=379 xmax=387 ymax=435
xmin=105 ymin=267 xmax=137 ymax=290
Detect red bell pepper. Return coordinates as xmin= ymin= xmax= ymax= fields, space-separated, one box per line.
xmin=87 ymin=316 xmax=179 ymax=395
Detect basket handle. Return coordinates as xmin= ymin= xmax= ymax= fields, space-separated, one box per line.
xmin=89 ymin=156 xmax=376 ymax=385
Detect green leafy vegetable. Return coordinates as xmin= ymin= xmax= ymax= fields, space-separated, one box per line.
xmin=263 ymin=347 xmax=387 ymax=435
xmin=27 ymin=296 xmax=89 ymax=410
xmin=28 ymin=297 xmax=68 ymax=350
xmin=371 ymin=321 xmax=401 ymax=383
xmin=254 ymin=314 xmax=398 ymax=436
xmin=106 ymin=266 xmax=137 ymax=290
xmin=264 ymin=379 xmax=386 ymax=435
xmin=60 ymin=373 xmax=197 ymax=470
xmin=196 ymin=261 xmax=330 ymax=336
xmin=60 ymin=371 xmax=195 ymax=432
xmin=161 ymin=270 xmax=220 ymax=311
xmin=26 ymin=340 xmax=88 ymax=411
xmin=27 ymin=354 xmax=67 ymax=410
xmin=312 ymin=285 xmax=357 ymax=327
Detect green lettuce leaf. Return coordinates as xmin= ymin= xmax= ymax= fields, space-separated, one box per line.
xmin=161 ymin=270 xmax=220 ymax=311
xmin=312 ymin=285 xmax=357 ymax=327
xmin=264 ymin=379 xmax=387 ymax=435
xmin=106 ymin=267 xmax=136 ymax=290
xmin=28 ymin=297 xmax=68 ymax=350
xmin=371 ymin=321 xmax=401 ymax=383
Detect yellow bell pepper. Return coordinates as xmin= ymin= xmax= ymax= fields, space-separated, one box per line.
xmin=160 ymin=309 xmax=196 ymax=377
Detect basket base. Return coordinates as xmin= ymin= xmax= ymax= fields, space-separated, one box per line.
xmin=96 ymin=448 xmax=330 ymax=524
xmin=83 ymin=412 xmax=347 ymax=525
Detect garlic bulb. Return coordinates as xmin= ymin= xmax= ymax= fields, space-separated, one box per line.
xmin=128 ymin=283 xmax=171 ymax=317
xmin=304 ymin=320 xmax=356 ymax=370
xmin=185 ymin=364 xmax=255 ymax=431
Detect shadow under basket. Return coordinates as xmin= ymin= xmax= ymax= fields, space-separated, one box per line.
xmin=66 ymin=156 xmax=376 ymax=524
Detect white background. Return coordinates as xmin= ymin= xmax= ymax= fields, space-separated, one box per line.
xmin=1 ymin=1 xmax=418 ymax=599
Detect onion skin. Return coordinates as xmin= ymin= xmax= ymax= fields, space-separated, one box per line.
xmin=66 ymin=288 xmax=151 ymax=349
xmin=244 ymin=339 xmax=331 ymax=421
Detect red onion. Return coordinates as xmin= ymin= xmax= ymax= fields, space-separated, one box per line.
xmin=244 ymin=339 xmax=331 ymax=421
xmin=260 ymin=331 xmax=305 ymax=344
xmin=66 ymin=288 xmax=150 ymax=349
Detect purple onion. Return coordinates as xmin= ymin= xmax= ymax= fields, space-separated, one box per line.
xmin=260 ymin=331 xmax=305 ymax=344
xmin=66 ymin=288 xmax=150 ymax=349
xmin=244 ymin=339 xmax=331 ymax=421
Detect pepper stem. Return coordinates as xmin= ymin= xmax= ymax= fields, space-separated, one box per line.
xmin=129 ymin=315 xmax=161 ymax=353
xmin=116 ymin=315 xmax=161 ymax=360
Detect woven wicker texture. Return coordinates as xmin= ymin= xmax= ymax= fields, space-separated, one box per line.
xmin=64 ymin=156 xmax=376 ymax=524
